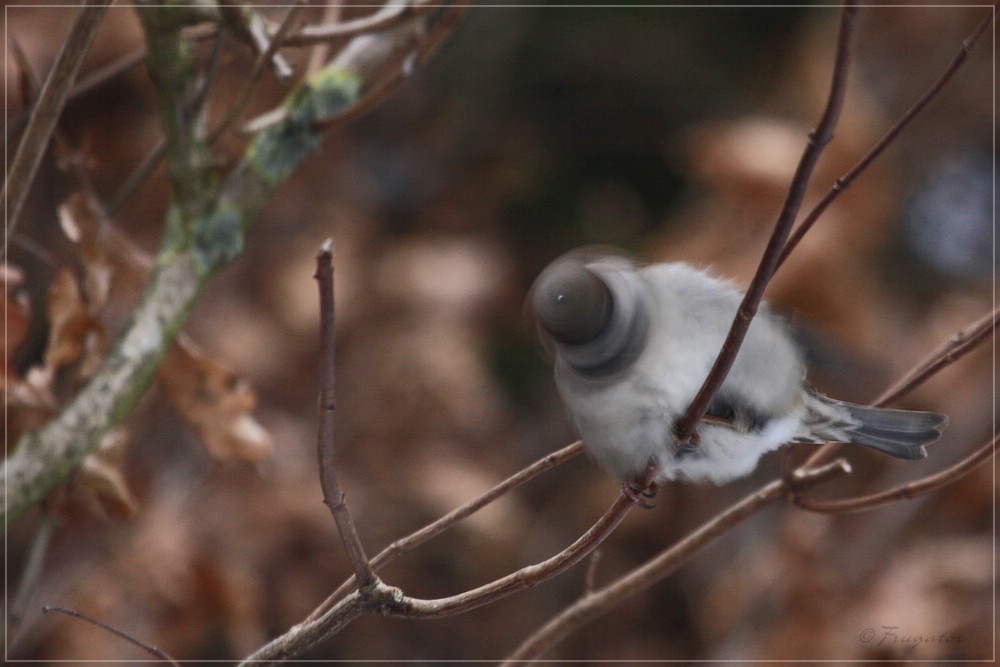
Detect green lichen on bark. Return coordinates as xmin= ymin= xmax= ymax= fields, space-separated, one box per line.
xmin=248 ymin=68 xmax=362 ymax=186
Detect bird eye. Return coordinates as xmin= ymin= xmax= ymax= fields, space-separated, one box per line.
xmin=532 ymin=261 xmax=612 ymax=344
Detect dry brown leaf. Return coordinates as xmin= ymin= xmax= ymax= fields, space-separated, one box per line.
xmin=77 ymin=427 xmax=138 ymax=519
xmin=58 ymin=192 xmax=114 ymax=314
xmin=44 ymin=268 xmax=105 ymax=372
xmin=2 ymin=264 xmax=31 ymax=382
xmin=159 ymin=339 xmax=273 ymax=463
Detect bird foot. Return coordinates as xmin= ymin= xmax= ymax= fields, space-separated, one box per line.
xmin=622 ymin=477 xmax=658 ymax=509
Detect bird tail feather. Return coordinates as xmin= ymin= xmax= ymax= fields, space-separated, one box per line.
xmin=798 ymin=394 xmax=947 ymax=460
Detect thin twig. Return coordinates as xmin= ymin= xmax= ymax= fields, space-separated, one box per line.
xmin=672 ymin=2 xmax=859 ymax=447
xmin=1 ymin=0 xmax=109 ymax=259
xmin=244 ymin=0 xmax=470 ymax=136
xmin=42 ymin=606 xmax=181 ymax=666
xmin=314 ymin=240 xmax=376 ymax=590
xmin=282 ymin=0 xmax=423 ymax=47
xmin=800 ymin=305 xmax=999 ymax=470
xmin=219 ymin=4 xmax=294 ymax=82
xmin=795 ymin=433 xmax=997 ymax=514
xmin=777 ymin=5 xmax=999 ymax=269
xmin=5 ymin=41 xmax=147 ymax=141
xmin=104 ymin=140 xmax=167 ymax=217
xmin=306 ymin=2 xmax=345 ymax=75
xmin=307 ymin=440 xmax=584 ymax=622
xmin=9 ymin=514 xmax=56 ymax=637
xmin=246 ymin=468 xmax=631 ymax=662
xmin=504 ymin=460 xmax=852 ymax=663
xmin=207 ymin=3 xmax=306 ymax=145
xmin=875 ymin=305 xmax=999 ymax=408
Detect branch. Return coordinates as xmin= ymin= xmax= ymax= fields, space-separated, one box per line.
xmin=281 ymin=0 xmax=427 ymax=47
xmin=246 ymin=466 xmax=631 ymax=661
xmin=42 ymin=606 xmax=181 ymax=667
xmin=795 ymin=433 xmax=997 ymax=515
xmin=307 ymin=440 xmax=584 ymax=622
xmin=314 ymin=240 xmax=376 ymax=590
xmin=777 ymin=5 xmax=999 ymax=268
xmin=672 ymin=2 xmax=859 ymax=446
xmin=504 ymin=460 xmax=852 ymax=663
xmin=1 ymin=0 xmax=109 ymax=258
xmin=874 ymin=305 xmax=999 ymax=408
xmin=799 ymin=305 xmax=999 ymax=471
xmin=3 ymin=3 xmax=456 ymax=529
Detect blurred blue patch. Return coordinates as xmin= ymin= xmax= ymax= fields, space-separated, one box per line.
xmin=904 ymin=150 xmax=995 ymax=282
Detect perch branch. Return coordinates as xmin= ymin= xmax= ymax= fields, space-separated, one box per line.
xmin=875 ymin=305 xmax=999 ymax=407
xmin=504 ymin=460 xmax=852 ymax=663
xmin=777 ymin=5 xmax=998 ymax=268
xmin=307 ymin=440 xmax=584 ymax=621
xmin=244 ymin=483 xmax=636 ymax=662
xmin=1 ymin=0 xmax=109 ymax=258
xmin=672 ymin=2 xmax=859 ymax=447
xmin=314 ymin=240 xmax=376 ymax=590
xmin=800 ymin=305 xmax=999 ymax=470
xmin=795 ymin=433 xmax=997 ymax=514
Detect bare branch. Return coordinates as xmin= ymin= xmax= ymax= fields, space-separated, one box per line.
xmin=800 ymin=305 xmax=998 ymax=470
xmin=777 ymin=5 xmax=999 ymax=268
xmin=672 ymin=2 xmax=859 ymax=447
xmin=282 ymin=0 xmax=426 ymax=47
xmin=4 ymin=2 xmax=462 ymax=529
xmin=219 ymin=4 xmax=295 ymax=82
xmin=504 ymin=460 xmax=852 ymax=663
xmin=245 ymin=471 xmax=631 ymax=661
xmin=874 ymin=305 xmax=999 ymax=408
xmin=243 ymin=1 xmax=470 ymax=136
xmin=42 ymin=606 xmax=181 ymax=667
xmin=1 ymin=0 xmax=109 ymax=258
xmin=795 ymin=433 xmax=997 ymax=515
xmin=307 ymin=440 xmax=584 ymax=621
xmin=314 ymin=239 xmax=376 ymax=590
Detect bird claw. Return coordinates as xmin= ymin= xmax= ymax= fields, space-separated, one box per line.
xmin=622 ymin=477 xmax=658 ymax=509
xmin=671 ymin=427 xmax=701 ymax=457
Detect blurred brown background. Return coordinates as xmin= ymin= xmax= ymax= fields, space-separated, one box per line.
xmin=4 ymin=3 xmax=994 ymax=662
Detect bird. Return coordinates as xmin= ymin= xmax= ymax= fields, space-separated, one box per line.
xmin=529 ymin=248 xmax=947 ymax=486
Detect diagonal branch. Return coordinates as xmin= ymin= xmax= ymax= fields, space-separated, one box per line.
xmin=672 ymin=2 xmax=859 ymax=447
xmin=2 ymin=0 xmax=109 ymax=258
xmin=3 ymin=3 xmax=459 ymax=529
xmin=800 ymin=305 xmax=999 ymax=471
xmin=244 ymin=482 xmax=637 ymax=662
xmin=306 ymin=439 xmax=584 ymax=622
xmin=503 ymin=460 xmax=852 ymax=663
xmin=794 ymin=433 xmax=997 ymax=515
xmin=314 ymin=240 xmax=376 ymax=590
xmin=776 ymin=5 xmax=998 ymax=269
xmin=281 ymin=0 xmax=428 ymax=47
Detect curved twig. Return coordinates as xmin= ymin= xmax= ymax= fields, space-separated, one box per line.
xmin=503 ymin=460 xmax=852 ymax=663
xmin=800 ymin=305 xmax=999 ymax=471
xmin=777 ymin=5 xmax=999 ymax=269
xmin=672 ymin=2 xmax=859 ymax=447
xmin=246 ymin=479 xmax=632 ymax=662
xmin=281 ymin=0 xmax=427 ymax=47
xmin=795 ymin=433 xmax=997 ymax=515
xmin=314 ymin=240 xmax=376 ymax=590
xmin=306 ymin=439 xmax=584 ymax=622
xmin=1 ymin=0 xmax=109 ymax=258
xmin=42 ymin=606 xmax=181 ymax=667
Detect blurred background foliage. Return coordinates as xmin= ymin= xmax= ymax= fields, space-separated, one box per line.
xmin=4 ymin=3 xmax=994 ymax=662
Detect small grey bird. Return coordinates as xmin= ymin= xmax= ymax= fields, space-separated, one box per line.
xmin=530 ymin=249 xmax=947 ymax=485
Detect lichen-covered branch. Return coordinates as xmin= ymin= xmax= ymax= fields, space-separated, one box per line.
xmin=3 ymin=1 xmax=451 ymax=528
